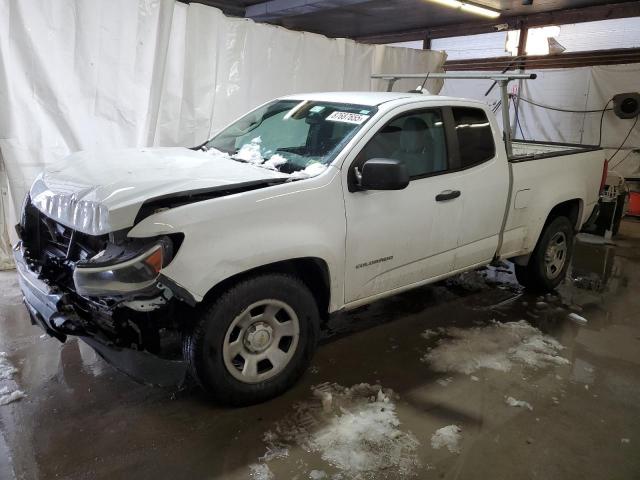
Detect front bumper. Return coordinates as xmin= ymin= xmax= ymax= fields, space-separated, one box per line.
xmin=14 ymin=244 xmax=71 ymax=341
xmin=13 ymin=243 xmax=187 ymax=387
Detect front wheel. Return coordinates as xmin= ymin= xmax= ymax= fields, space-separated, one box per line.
xmin=515 ymin=216 xmax=574 ymax=292
xmin=183 ymin=273 xmax=319 ymax=405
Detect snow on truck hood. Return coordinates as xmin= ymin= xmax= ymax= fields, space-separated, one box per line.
xmin=29 ymin=147 xmax=290 ymax=236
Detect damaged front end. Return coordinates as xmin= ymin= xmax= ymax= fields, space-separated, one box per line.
xmin=14 ymin=196 xmax=192 ymax=386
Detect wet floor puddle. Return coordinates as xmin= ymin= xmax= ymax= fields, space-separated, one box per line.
xmin=1 ymin=227 xmax=639 ymax=479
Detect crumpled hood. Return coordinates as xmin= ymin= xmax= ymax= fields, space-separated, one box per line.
xmin=30 ymin=147 xmax=288 ymax=235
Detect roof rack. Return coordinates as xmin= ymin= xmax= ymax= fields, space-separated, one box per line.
xmin=371 ymin=72 xmax=537 ymax=156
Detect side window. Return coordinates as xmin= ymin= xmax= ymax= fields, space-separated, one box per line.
xmin=358 ymin=109 xmax=448 ymax=178
xmin=452 ymin=107 xmax=495 ymax=167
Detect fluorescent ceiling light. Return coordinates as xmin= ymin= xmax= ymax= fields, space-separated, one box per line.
xmin=428 ymin=0 xmax=501 ymax=19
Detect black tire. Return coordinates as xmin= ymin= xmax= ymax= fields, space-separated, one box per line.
xmin=183 ymin=273 xmax=319 ymax=406
xmin=514 ymin=216 xmax=574 ymax=292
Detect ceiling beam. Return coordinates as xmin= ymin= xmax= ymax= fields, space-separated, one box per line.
xmin=443 ymin=47 xmax=640 ymax=70
xmin=177 ymin=1 xmax=246 ymax=17
xmin=355 ymin=1 xmax=640 ymax=43
xmin=245 ymin=0 xmax=370 ymax=21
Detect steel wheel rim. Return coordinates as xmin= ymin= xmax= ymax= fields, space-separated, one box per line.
xmin=544 ymin=231 xmax=568 ymax=279
xmin=222 ymin=299 xmax=300 ymax=384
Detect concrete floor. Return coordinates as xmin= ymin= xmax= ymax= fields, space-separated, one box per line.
xmin=1 ymin=221 xmax=640 ymax=479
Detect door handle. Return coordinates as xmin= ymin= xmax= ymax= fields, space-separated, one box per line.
xmin=435 ymin=190 xmax=461 ymax=202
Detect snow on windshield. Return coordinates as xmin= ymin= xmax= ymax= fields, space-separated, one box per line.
xmin=233 ymin=136 xmax=266 ymax=165
xmin=202 ymin=136 xmax=328 ymax=180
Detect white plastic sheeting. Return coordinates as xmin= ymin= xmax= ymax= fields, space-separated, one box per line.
xmin=0 ymin=0 xmax=446 ymax=266
xmin=439 ymin=64 xmax=640 ymax=177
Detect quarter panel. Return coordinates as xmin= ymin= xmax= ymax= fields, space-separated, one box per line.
xmin=505 ymin=149 xmax=604 ymax=256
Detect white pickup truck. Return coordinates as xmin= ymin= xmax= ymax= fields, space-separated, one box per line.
xmin=15 ymin=90 xmax=606 ymax=404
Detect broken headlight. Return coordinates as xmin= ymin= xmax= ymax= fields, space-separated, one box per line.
xmin=73 ymin=238 xmax=173 ymax=297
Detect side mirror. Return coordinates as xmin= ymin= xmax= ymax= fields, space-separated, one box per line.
xmin=357 ymin=158 xmax=409 ymax=191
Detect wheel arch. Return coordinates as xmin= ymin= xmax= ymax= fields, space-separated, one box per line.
xmin=546 ymin=198 xmax=584 ymax=231
xmin=511 ymin=198 xmax=583 ymax=266
xmin=201 ymin=257 xmax=332 ymax=322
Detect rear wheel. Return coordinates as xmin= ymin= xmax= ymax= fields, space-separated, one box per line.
xmin=183 ymin=273 xmax=319 ymax=405
xmin=515 ymin=216 xmax=574 ymax=292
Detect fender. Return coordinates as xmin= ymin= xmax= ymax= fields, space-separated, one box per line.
xmin=127 ymin=169 xmax=347 ymax=310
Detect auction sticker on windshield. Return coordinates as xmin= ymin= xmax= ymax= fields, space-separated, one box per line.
xmin=326 ymin=111 xmax=370 ymax=124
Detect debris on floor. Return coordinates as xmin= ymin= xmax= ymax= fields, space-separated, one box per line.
xmin=568 ymin=312 xmax=588 ymax=325
xmin=575 ymin=233 xmax=607 ymax=245
xmin=445 ymin=271 xmax=490 ymax=292
xmin=255 ymin=383 xmax=420 ymax=479
xmin=422 ymin=320 xmax=570 ymax=375
xmin=430 ymin=425 xmax=462 ymax=454
xmin=505 ymin=396 xmax=533 ymax=411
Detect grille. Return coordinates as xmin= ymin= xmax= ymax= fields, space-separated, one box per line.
xmin=21 ymin=197 xmax=107 ymax=287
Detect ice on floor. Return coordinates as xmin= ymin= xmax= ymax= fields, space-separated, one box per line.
xmin=430 ymin=425 xmax=462 ymax=454
xmin=258 ymin=434 xmax=289 ymax=462
xmin=249 ymin=462 xmax=274 ymax=480
xmin=0 ymin=353 xmax=18 ymax=380
xmin=505 ymin=396 xmax=533 ymax=411
xmin=313 ymin=389 xmax=333 ymax=413
xmin=420 ymin=329 xmax=440 ymax=340
xmin=422 ymin=320 xmax=569 ymax=375
xmin=309 ymin=470 xmax=327 ymax=479
xmin=310 ymin=394 xmax=409 ymax=474
xmin=257 ymin=383 xmax=420 ymax=478
xmin=436 ymin=377 xmax=453 ymax=387
xmin=0 ymin=388 xmax=26 ymax=406
xmin=0 ymin=353 xmax=26 ymax=406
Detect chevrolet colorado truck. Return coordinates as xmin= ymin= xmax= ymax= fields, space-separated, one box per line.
xmin=14 ymin=91 xmax=606 ymax=404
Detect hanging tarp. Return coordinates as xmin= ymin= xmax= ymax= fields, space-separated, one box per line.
xmin=0 ymin=0 xmax=446 ymax=267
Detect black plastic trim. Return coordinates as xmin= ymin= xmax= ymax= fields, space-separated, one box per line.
xmin=436 ymin=190 xmax=461 ymax=201
xmin=158 ymin=274 xmax=197 ymax=307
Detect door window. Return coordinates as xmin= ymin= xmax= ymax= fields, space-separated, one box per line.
xmin=356 ymin=109 xmax=448 ymax=178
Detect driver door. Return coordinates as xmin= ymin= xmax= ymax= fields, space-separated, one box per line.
xmin=343 ymin=106 xmax=464 ymax=304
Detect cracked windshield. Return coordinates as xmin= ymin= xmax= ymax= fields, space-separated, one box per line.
xmin=204 ymin=100 xmax=377 ymax=178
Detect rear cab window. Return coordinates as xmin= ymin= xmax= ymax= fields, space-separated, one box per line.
xmin=452 ymin=107 xmax=496 ymax=168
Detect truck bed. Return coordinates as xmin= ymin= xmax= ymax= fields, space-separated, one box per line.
xmin=498 ymin=140 xmax=606 ymax=260
xmin=511 ymin=139 xmax=601 ymax=161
